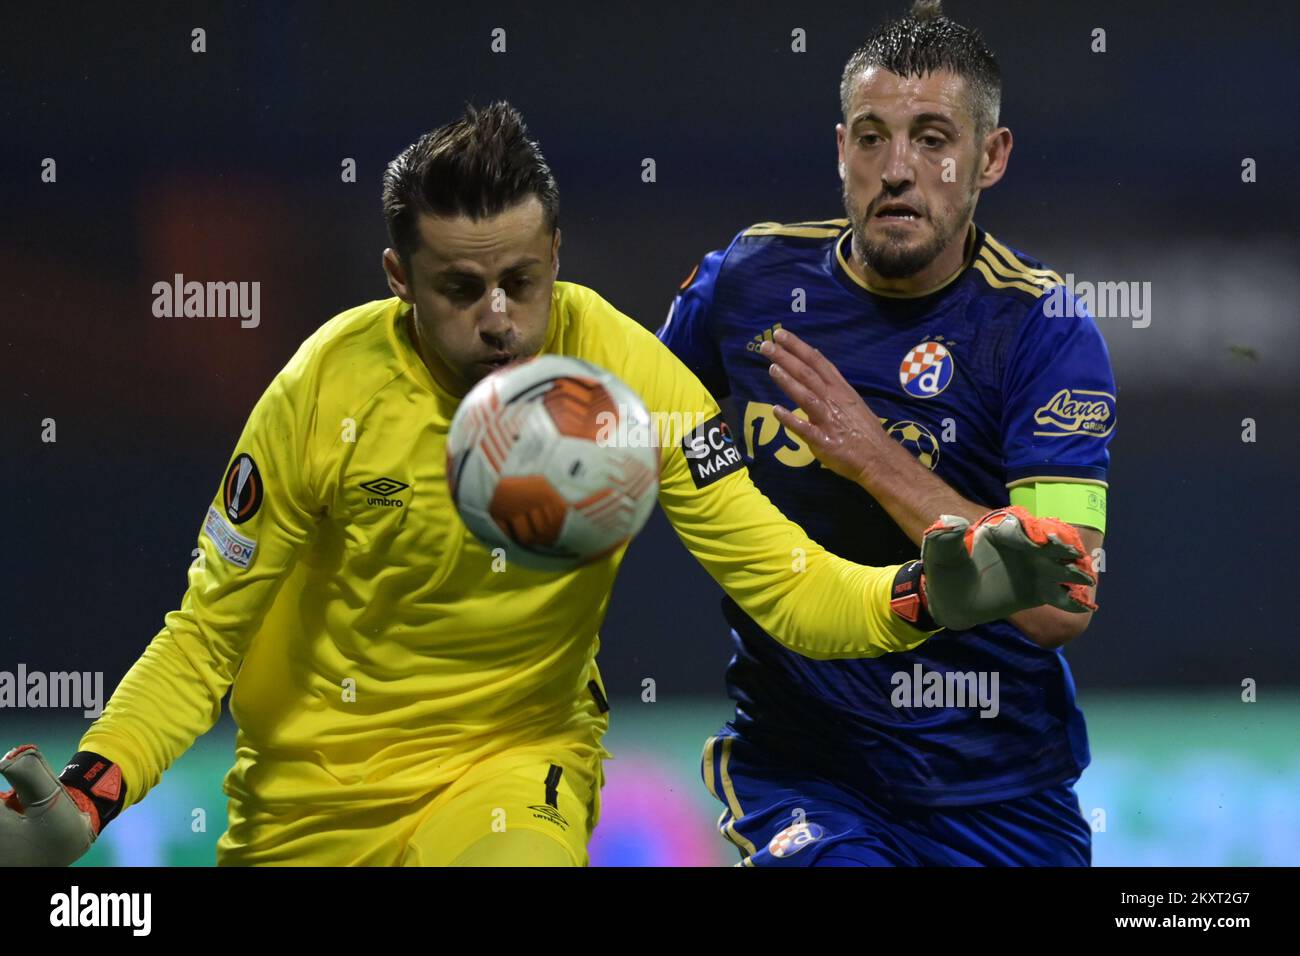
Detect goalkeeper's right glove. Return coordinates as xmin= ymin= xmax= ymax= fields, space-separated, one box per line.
xmin=0 ymin=745 xmax=125 ymax=866
xmin=895 ymin=505 xmax=1098 ymax=632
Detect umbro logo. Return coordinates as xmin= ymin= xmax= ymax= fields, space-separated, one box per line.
xmin=361 ymin=477 xmax=410 ymax=508
xmin=361 ymin=477 xmax=408 ymax=497
xmin=528 ymin=804 xmax=570 ymax=830
xmin=746 ymin=322 xmax=784 ymax=352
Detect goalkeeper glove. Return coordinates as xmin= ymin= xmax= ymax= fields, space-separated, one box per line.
xmin=895 ymin=505 xmax=1097 ymax=632
xmin=0 ymin=745 xmax=125 ymax=866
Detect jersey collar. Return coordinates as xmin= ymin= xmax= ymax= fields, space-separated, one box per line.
xmin=387 ymin=299 xmax=462 ymax=422
xmin=830 ymin=221 xmax=983 ymax=301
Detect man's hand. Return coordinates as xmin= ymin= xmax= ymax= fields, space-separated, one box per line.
xmin=760 ymin=330 xmax=891 ymax=486
xmin=0 ymin=745 xmax=119 ymax=866
xmin=761 ymin=328 xmax=972 ymax=548
xmin=921 ymin=507 xmax=1098 ymax=632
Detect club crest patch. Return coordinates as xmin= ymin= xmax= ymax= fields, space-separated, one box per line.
xmin=899 ymin=341 xmax=954 ymax=398
xmin=768 ymin=821 xmax=825 ymax=859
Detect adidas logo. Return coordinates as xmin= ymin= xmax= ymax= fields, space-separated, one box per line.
xmin=746 ymin=322 xmax=784 ymax=352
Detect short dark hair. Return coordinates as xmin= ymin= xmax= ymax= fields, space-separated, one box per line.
xmin=840 ymin=0 xmax=1001 ymax=138
xmin=382 ymin=101 xmax=560 ymax=259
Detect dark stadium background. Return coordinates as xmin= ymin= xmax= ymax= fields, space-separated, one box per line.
xmin=3 ymin=1 xmax=1297 ymax=865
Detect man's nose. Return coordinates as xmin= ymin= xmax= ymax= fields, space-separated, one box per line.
xmin=477 ymin=292 xmax=513 ymax=340
xmin=882 ymin=137 xmax=916 ymax=189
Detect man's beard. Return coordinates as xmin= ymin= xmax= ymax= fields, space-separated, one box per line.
xmin=845 ymin=183 xmax=976 ymax=280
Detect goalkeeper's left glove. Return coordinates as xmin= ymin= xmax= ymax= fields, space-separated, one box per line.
xmin=903 ymin=505 xmax=1097 ymax=632
xmin=0 ymin=745 xmax=125 ymax=866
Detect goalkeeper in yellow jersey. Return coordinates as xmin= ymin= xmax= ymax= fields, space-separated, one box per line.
xmin=0 ymin=103 xmax=1094 ymax=867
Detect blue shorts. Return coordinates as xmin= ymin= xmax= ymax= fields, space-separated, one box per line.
xmin=701 ymin=731 xmax=1091 ymax=867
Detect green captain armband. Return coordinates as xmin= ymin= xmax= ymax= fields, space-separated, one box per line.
xmin=1008 ymin=480 xmax=1107 ymax=532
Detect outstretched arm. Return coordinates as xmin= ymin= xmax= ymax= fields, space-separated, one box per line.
xmin=762 ymin=328 xmax=1101 ymax=648
xmin=613 ymin=305 xmax=1094 ymax=658
xmin=1 ymin=361 xmax=323 ymax=865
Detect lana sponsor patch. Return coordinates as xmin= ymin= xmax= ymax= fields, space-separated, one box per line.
xmin=681 ymin=412 xmax=743 ymax=488
xmin=204 ymin=504 xmax=256 ymax=568
xmin=1031 ymin=388 xmax=1116 ymax=437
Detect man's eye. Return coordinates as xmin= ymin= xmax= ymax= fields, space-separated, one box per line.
xmin=858 ymin=134 xmax=882 ymax=146
xmin=919 ymin=136 xmax=945 ymax=148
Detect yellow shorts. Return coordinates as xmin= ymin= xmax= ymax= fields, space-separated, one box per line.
xmin=217 ymin=742 xmax=605 ymax=866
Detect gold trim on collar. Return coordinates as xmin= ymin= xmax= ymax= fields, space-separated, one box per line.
xmin=835 ymin=223 xmax=978 ymax=299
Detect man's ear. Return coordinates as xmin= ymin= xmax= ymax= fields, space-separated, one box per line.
xmin=551 ymin=227 xmax=562 ymax=278
xmin=382 ymin=248 xmax=415 ymax=303
xmin=976 ymin=127 xmax=1013 ymax=190
xmin=835 ymin=123 xmax=847 ymax=180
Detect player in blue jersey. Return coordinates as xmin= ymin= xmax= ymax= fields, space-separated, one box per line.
xmin=658 ymin=1 xmax=1115 ymax=866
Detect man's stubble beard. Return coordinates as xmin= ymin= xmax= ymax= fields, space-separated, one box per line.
xmin=845 ymin=179 xmax=979 ymax=280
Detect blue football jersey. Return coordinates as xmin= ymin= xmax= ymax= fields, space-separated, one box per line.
xmin=658 ymin=218 xmax=1116 ymax=807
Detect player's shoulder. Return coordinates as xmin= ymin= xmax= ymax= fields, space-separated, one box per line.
xmin=967 ymin=231 xmax=1110 ymax=372
xmin=736 ymin=216 xmax=849 ymax=242
xmin=276 ymin=296 xmax=410 ymax=399
xmin=969 ymin=229 xmax=1066 ymax=309
xmin=552 ymin=279 xmax=609 ymax=318
xmin=663 ymin=216 xmax=848 ymax=305
xmin=722 ymin=216 xmax=848 ymax=269
xmin=553 ymin=280 xmax=685 ymax=384
xmin=554 ymin=280 xmax=657 ymax=350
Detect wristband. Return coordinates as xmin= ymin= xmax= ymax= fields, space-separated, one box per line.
xmin=890 ymin=559 xmax=940 ymax=632
xmin=58 ymin=751 xmax=126 ymax=835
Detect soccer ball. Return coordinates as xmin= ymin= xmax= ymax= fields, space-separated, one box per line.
xmin=446 ymin=354 xmax=660 ymax=571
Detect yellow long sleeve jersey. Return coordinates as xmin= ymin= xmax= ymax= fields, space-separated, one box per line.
xmin=79 ymin=282 xmax=931 ymax=817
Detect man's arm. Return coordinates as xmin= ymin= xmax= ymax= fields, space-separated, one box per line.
xmin=761 ymin=327 xmax=1101 ymax=649
xmin=79 ymin=370 xmax=323 ymax=805
xmin=805 ymin=436 xmax=1101 ymax=646
xmin=610 ymin=296 xmax=1093 ymax=658
xmin=1 ymin=360 xmax=323 ymax=863
xmin=653 ymin=249 xmax=925 ymax=655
